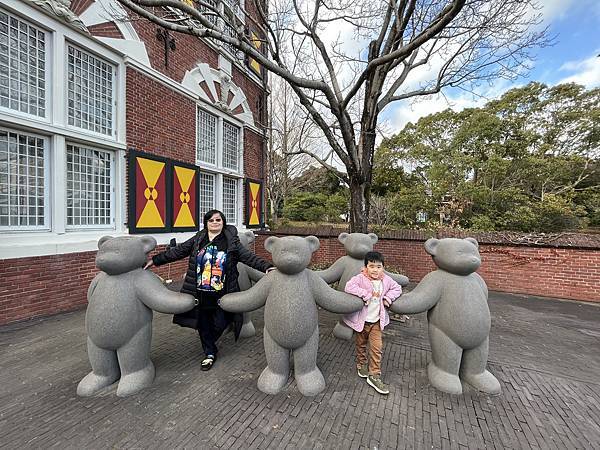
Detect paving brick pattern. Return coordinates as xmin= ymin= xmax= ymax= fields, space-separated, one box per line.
xmin=1 ymin=292 xmax=599 ymax=449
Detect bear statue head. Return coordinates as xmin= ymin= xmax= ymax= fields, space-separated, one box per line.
xmin=424 ymin=237 xmax=481 ymax=276
xmin=264 ymin=235 xmax=320 ymax=275
xmin=338 ymin=232 xmax=378 ymax=259
xmin=238 ymin=230 xmax=256 ymax=250
xmin=96 ymin=235 xmax=157 ymax=275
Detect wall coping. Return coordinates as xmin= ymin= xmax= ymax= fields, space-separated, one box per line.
xmin=255 ymin=226 xmax=600 ymax=250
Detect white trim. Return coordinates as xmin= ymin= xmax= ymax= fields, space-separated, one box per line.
xmin=0 ymin=229 xmax=198 ymax=260
xmin=51 ymin=134 xmax=66 ymax=234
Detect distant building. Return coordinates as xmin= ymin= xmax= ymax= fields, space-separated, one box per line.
xmin=0 ymin=0 xmax=268 ymax=324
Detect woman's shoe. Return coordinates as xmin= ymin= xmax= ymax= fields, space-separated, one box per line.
xmin=201 ymin=355 xmax=215 ymax=371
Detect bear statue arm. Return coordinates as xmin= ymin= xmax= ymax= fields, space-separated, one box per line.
xmin=87 ymin=273 xmax=103 ymax=300
xmin=219 ymin=276 xmax=271 ymax=313
xmin=473 ymin=272 xmax=488 ymax=298
xmin=390 ymin=272 xmax=442 ymax=315
xmin=245 ymin=265 xmax=265 ymax=283
xmin=385 ymin=271 xmax=409 ymax=287
xmin=135 ymin=270 xmax=195 ymax=314
xmin=309 ymin=272 xmax=364 ymax=314
xmin=314 ymin=257 xmax=345 ymax=284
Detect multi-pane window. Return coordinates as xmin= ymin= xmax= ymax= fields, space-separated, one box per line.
xmin=0 ymin=10 xmax=46 ymax=117
xmin=222 ymin=176 xmax=237 ymax=224
xmin=67 ymin=45 xmax=114 ymax=136
xmin=66 ymin=144 xmax=113 ymax=227
xmin=223 ymin=121 xmax=239 ymax=170
xmin=198 ymin=171 xmax=215 ymax=214
xmin=0 ymin=129 xmax=46 ymax=228
xmin=197 ymin=108 xmax=217 ymax=165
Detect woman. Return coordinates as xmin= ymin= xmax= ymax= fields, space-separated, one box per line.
xmin=145 ymin=209 xmax=273 ymax=370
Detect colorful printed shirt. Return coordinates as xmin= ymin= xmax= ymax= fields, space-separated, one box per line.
xmin=196 ymin=244 xmax=228 ymax=292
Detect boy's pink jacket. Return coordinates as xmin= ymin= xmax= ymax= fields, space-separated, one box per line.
xmin=343 ymin=271 xmax=402 ymax=332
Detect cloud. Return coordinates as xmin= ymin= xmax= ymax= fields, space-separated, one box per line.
xmin=538 ymin=0 xmax=576 ymax=23
xmin=558 ymin=54 xmax=600 ymax=88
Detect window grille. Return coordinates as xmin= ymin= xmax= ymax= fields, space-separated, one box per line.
xmin=198 ymin=171 xmax=215 ymax=215
xmin=197 ymin=108 xmax=217 ymax=165
xmin=67 ymin=45 xmax=114 ymax=136
xmin=222 ymin=121 xmax=239 ymax=170
xmin=0 ymin=9 xmax=46 ymax=117
xmin=222 ymin=176 xmax=237 ymax=224
xmin=66 ymin=144 xmax=113 ymax=227
xmin=0 ymin=128 xmax=46 ymax=228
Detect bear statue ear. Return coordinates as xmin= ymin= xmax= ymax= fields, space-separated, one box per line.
xmin=338 ymin=232 xmax=349 ymax=244
xmin=306 ymin=235 xmax=320 ymax=252
xmin=97 ymin=235 xmax=113 ymax=249
xmin=368 ymin=233 xmax=378 ymax=244
xmin=140 ymin=236 xmax=157 ymax=254
xmin=243 ymin=230 xmax=256 ymax=244
xmin=264 ymin=236 xmax=278 ymax=254
xmin=424 ymin=238 xmax=439 ymax=256
xmin=465 ymin=237 xmax=479 ymax=249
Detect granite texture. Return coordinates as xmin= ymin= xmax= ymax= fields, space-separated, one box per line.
xmin=391 ymin=237 xmax=501 ymax=395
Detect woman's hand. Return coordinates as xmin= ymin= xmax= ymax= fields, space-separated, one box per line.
xmin=144 ymin=259 xmax=154 ymax=270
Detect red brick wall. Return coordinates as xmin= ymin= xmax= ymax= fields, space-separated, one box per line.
xmin=252 ymin=232 xmax=600 ymax=303
xmin=126 ymin=67 xmax=197 ymax=163
xmin=0 ymin=245 xmax=188 ymax=325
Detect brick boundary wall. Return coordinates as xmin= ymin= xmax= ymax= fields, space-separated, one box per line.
xmin=251 ymin=227 xmax=600 ymax=304
xmin=2 ymin=229 xmax=598 ymax=326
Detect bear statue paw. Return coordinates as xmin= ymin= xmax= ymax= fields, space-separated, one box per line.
xmin=332 ymin=321 xmax=353 ymax=341
xmin=295 ymin=368 xmax=326 ymax=397
xmin=116 ymin=363 xmax=155 ymax=397
xmin=257 ymin=367 xmax=289 ymax=395
xmin=77 ymin=371 xmax=119 ymax=397
xmin=239 ymin=321 xmax=256 ymax=339
xmin=461 ymin=370 xmax=501 ymax=395
xmin=428 ymin=363 xmax=463 ymax=395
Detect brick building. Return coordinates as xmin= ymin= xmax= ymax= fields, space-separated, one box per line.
xmin=0 ymin=0 xmax=269 ymax=324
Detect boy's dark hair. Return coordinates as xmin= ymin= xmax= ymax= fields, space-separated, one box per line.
xmin=202 ymin=209 xmax=227 ymax=230
xmin=364 ymin=251 xmax=384 ymax=266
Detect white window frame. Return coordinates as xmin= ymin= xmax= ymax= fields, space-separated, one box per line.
xmin=0 ymin=0 xmax=127 ymax=259
xmin=65 ymin=142 xmax=115 ymax=230
xmin=0 ymin=127 xmax=50 ymax=230
xmin=196 ymin=102 xmax=244 ymax=225
xmin=65 ymin=43 xmax=117 ymax=138
xmin=0 ymin=6 xmax=51 ymax=124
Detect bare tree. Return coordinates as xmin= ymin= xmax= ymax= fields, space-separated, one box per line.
xmin=267 ymin=76 xmax=314 ymax=222
xmin=117 ymin=0 xmax=548 ymax=232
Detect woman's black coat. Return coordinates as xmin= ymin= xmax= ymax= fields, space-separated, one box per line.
xmin=152 ymin=225 xmax=272 ymax=337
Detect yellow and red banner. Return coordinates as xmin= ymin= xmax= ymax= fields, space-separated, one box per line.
xmin=128 ymin=150 xmax=200 ymax=233
xmin=245 ymin=179 xmax=263 ymax=228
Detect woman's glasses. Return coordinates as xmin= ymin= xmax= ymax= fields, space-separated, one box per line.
xmin=208 ymin=218 xmax=222 ymax=223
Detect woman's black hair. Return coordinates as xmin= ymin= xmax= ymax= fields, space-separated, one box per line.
xmin=364 ymin=251 xmax=384 ymax=266
xmin=203 ymin=209 xmax=227 ymax=230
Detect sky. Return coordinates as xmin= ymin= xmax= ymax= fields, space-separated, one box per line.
xmin=382 ymin=0 xmax=600 ymax=134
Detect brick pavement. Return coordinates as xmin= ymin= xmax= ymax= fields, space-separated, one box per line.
xmin=0 ymin=292 xmax=599 ymax=449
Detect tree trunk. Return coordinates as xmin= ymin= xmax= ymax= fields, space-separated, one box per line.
xmin=349 ymin=176 xmax=369 ymax=232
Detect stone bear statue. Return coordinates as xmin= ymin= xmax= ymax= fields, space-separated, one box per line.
xmin=220 ymin=235 xmax=364 ymax=396
xmin=316 ymin=232 xmax=410 ymax=340
xmin=237 ymin=230 xmax=266 ymax=338
xmin=77 ymin=235 xmax=195 ymax=397
xmin=390 ymin=237 xmax=501 ymax=395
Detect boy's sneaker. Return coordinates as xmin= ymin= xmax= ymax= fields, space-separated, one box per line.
xmin=367 ymin=375 xmax=390 ymax=395
xmin=357 ymin=364 xmax=368 ymax=378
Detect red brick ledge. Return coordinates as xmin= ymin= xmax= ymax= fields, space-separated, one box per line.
xmin=256 ymin=226 xmax=600 ymax=250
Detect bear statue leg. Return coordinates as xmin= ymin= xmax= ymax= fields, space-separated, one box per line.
xmin=77 ymin=338 xmax=120 ymax=396
xmin=459 ymin=337 xmax=501 ymax=395
xmin=257 ymin=328 xmax=290 ymax=395
xmin=293 ymin=326 xmax=326 ymax=397
xmin=239 ymin=313 xmax=256 ymax=339
xmin=332 ymin=319 xmax=353 ymax=341
xmin=428 ymin=324 xmax=463 ymax=395
xmin=115 ymin=324 xmax=155 ymax=397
